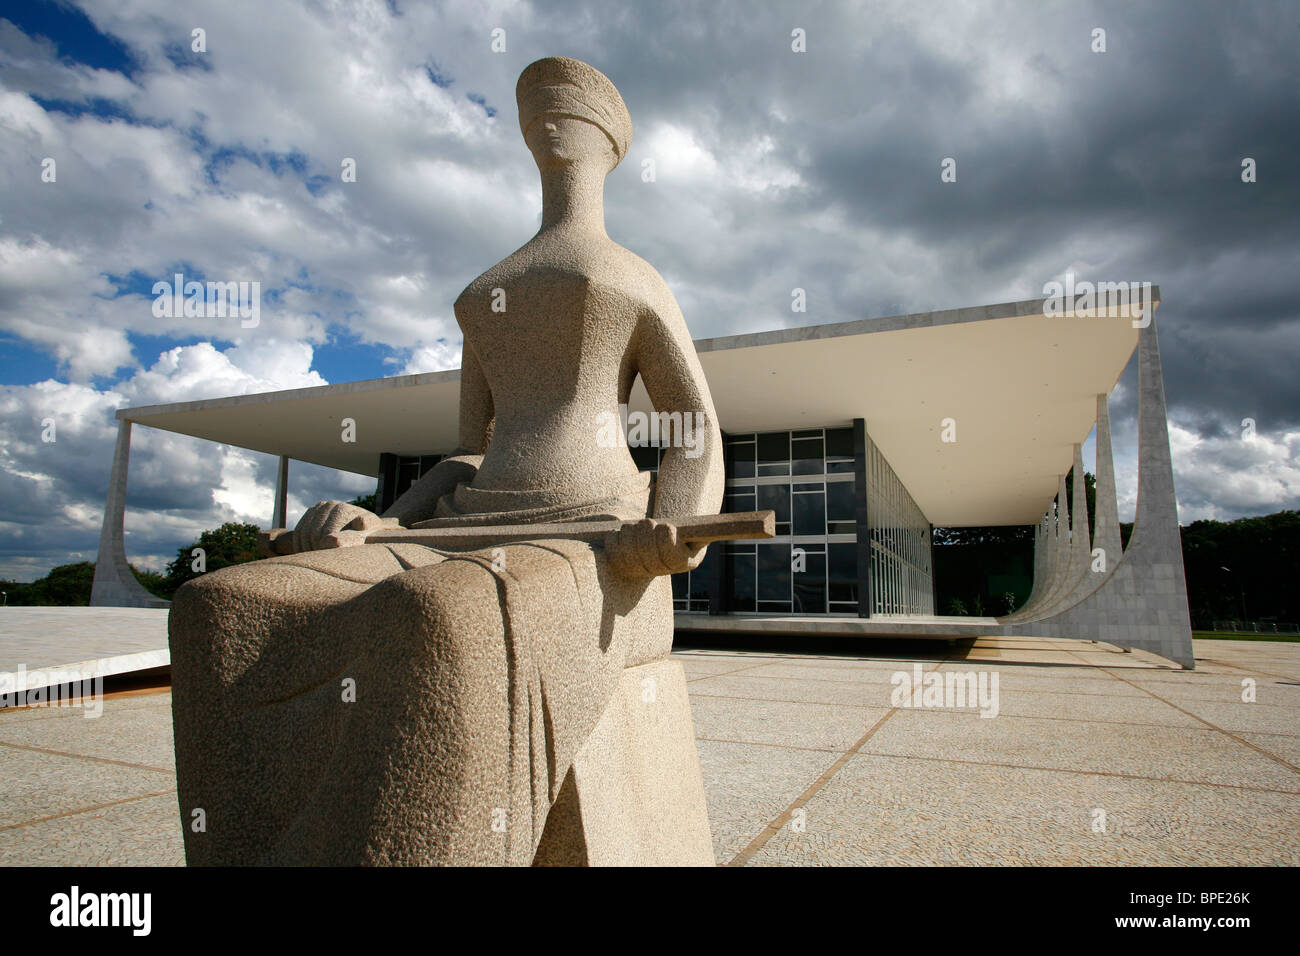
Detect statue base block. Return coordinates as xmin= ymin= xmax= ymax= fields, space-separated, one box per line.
xmin=533 ymin=659 xmax=714 ymax=866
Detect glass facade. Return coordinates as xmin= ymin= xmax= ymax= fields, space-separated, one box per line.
xmin=377 ymin=453 xmax=445 ymax=513
xmin=722 ymin=428 xmax=859 ymax=615
xmin=863 ymin=433 xmax=935 ymax=615
xmin=381 ymin=422 xmax=933 ymax=618
xmin=637 ymin=427 xmax=860 ymax=615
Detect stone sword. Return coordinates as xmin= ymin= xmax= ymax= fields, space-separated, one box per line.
xmin=259 ymin=510 xmax=775 ymax=556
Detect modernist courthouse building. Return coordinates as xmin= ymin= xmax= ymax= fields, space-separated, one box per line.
xmin=90 ymin=290 xmax=1195 ymax=668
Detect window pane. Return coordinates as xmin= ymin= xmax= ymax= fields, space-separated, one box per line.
xmin=827 ymin=479 xmax=855 ymax=521
xmin=731 ymin=554 xmax=756 ymax=611
xmin=726 ymin=439 xmax=755 ymax=479
xmin=793 ymin=491 xmax=826 ymax=535
xmin=791 ymin=437 xmax=823 ymax=475
xmin=691 ymin=547 xmax=718 ymax=601
xmin=793 ymin=550 xmax=826 ymax=614
xmin=757 ymin=483 xmax=790 ymax=523
xmin=757 ymin=432 xmax=788 ymax=465
xmin=631 ymin=445 xmax=659 ymax=471
xmin=826 ymin=428 xmax=854 ymax=459
xmin=829 ymin=543 xmax=858 ymax=603
xmin=724 ymin=491 xmax=755 ymax=513
xmin=757 ymin=543 xmax=791 ymax=601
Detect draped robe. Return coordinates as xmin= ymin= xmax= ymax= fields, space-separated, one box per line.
xmin=169 ymin=470 xmax=673 ymax=865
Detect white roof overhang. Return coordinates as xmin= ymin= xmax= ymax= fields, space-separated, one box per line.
xmin=119 ymin=292 xmax=1155 ymax=526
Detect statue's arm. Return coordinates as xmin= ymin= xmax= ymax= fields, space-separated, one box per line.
xmin=632 ymin=288 xmax=725 ymax=520
xmin=603 ymin=286 xmax=725 ymax=578
xmin=380 ymin=343 xmax=493 ymax=526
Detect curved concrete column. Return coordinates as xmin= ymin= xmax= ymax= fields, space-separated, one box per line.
xmin=1004 ymin=305 xmax=1194 ymax=668
xmin=1022 ymin=517 xmax=1046 ymax=610
xmin=1006 ymin=511 xmax=1050 ymax=620
xmin=1091 ymin=392 xmax=1124 ymax=573
xmin=273 ymin=455 xmax=290 ymax=529
xmin=1008 ymin=518 xmax=1041 ymax=619
xmin=1029 ymin=392 xmax=1126 ymax=617
xmin=1008 ymin=493 xmax=1066 ymax=622
xmin=90 ymin=420 xmax=170 ymax=608
xmin=1043 ymin=445 xmax=1094 ymax=612
xmin=1033 ymin=477 xmax=1072 ymax=613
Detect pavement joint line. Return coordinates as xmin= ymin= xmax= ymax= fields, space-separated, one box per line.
xmin=677 ymin=652 xmax=956 ymax=665
xmin=721 ymin=700 xmax=1246 ymax=733
xmin=696 ymin=671 xmax=1144 ymax=697
xmin=0 ymin=739 xmax=175 ymax=775
xmin=846 ymin=750 xmax=1300 ymax=796
xmin=688 ymin=689 xmax=1227 ymax=730
xmin=730 ymin=663 xmax=1115 ymax=676
xmin=691 ymin=694 xmax=886 ymax=712
xmin=685 ymin=673 xmax=1181 ymax=702
xmin=98 ymin=684 xmax=173 ymax=702
xmin=724 ymin=658 xmax=949 ymax=867
xmin=783 ymin=659 xmax=1162 ymax=676
xmin=1195 ymin=656 xmax=1300 ymax=683
xmin=1 ymin=697 xmax=174 ymax=726
xmin=683 ymin=662 xmax=782 ymax=683
xmin=0 ymin=789 xmax=178 ymax=833
xmin=1102 ymin=667 xmax=1300 ymax=776
xmin=695 ymin=735 xmax=848 ymax=754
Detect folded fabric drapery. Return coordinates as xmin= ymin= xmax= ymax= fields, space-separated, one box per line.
xmin=426 ymin=471 xmax=653 ymax=526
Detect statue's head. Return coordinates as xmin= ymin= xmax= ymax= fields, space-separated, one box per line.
xmin=517 ymin=56 xmax=632 ymax=175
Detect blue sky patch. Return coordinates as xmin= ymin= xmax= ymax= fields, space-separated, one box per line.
xmin=4 ymin=0 xmax=137 ymax=77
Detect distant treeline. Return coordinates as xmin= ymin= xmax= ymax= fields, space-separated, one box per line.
xmin=3 ymin=495 xmax=377 ymax=606
xmin=934 ymin=507 xmax=1299 ymax=628
xmin=5 ymin=507 xmax=1298 ymax=630
xmin=1181 ymin=510 xmax=1299 ymax=628
xmin=1 ymin=521 xmax=262 ymax=605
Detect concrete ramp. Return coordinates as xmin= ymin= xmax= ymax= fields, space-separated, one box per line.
xmin=0 ymin=607 xmax=169 ymax=694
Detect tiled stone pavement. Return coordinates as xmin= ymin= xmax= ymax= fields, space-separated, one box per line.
xmin=0 ymin=636 xmax=1295 ymax=866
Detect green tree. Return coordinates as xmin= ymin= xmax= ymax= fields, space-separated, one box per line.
xmin=5 ymin=562 xmax=96 ymax=605
xmin=1064 ymin=470 xmax=1097 ymax=540
xmin=348 ymin=492 xmax=378 ymax=512
xmin=131 ymin=565 xmax=171 ymax=601
xmin=1181 ymin=510 xmax=1299 ymax=628
xmin=161 ymin=522 xmax=263 ymax=597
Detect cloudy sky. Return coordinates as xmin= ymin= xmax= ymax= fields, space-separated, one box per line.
xmin=1 ymin=0 xmax=1297 ymax=580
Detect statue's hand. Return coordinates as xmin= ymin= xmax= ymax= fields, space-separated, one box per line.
xmin=267 ymin=501 xmax=399 ymax=555
xmin=604 ymin=517 xmax=707 ymax=579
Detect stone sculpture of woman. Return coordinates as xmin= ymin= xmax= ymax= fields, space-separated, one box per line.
xmin=169 ymin=57 xmax=730 ymax=865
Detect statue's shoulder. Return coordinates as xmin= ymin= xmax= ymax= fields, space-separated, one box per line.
xmin=600 ymin=241 xmax=679 ymax=315
xmin=452 ymin=236 xmax=680 ymax=320
xmin=455 ymin=244 xmax=527 ymax=301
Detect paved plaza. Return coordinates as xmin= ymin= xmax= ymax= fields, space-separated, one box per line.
xmin=1 ymin=635 xmax=1296 ymax=866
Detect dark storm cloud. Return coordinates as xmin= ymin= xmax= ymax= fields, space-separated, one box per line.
xmin=482 ymin=0 xmax=1300 ymax=431
xmin=1 ymin=0 xmax=1296 ymax=580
